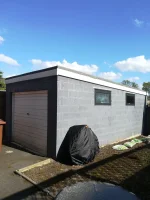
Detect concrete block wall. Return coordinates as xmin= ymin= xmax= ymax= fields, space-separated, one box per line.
xmin=57 ymin=76 xmax=145 ymax=153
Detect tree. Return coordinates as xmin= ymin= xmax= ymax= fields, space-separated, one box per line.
xmin=131 ymin=82 xmax=139 ymax=89
xmin=0 ymin=71 xmax=6 ymax=90
xmin=0 ymin=71 xmax=2 ymax=78
xmin=142 ymin=82 xmax=150 ymax=100
xmin=121 ymin=80 xmax=139 ymax=89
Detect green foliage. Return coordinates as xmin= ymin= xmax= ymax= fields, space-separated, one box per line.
xmin=0 ymin=71 xmax=6 ymax=90
xmin=0 ymin=71 xmax=3 ymax=78
xmin=131 ymin=82 xmax=139 ymax=89
xmin=121 ymin=80 xmax=139 ymax=89
xmin=142 ymin=82 xmax=150 ymax=96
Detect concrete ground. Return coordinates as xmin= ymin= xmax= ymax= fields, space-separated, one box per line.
xmin=0 ymin=145 xmax=50 ymax=200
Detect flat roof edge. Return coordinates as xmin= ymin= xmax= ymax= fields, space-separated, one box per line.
xmin=5 ymin=65 xmax=146 ymax=95
xmin=57 ymin=67 xmax=146 ymax=95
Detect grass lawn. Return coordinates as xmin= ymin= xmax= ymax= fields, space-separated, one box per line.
xmin=24 ymin=138 xmax=150 ymax=200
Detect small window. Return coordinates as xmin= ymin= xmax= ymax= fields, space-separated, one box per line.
xmin=95 ymin=89 xmax=111 ymax=105
xmin=126 ymin=93 xmax=135 ymax=105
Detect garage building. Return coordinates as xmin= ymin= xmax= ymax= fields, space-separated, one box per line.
xmin=5 ymin=66 xmax=146 ymax=158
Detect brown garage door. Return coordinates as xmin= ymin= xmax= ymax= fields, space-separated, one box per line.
xmin=12 ymin=91 xmax=48 ymax=156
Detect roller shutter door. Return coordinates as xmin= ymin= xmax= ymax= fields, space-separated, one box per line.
xmin=12 ymin=91 xmax=48 ymax=156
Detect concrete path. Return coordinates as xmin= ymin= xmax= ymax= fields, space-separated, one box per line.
xmin=0 ymin=145 xmax=50 ymax=200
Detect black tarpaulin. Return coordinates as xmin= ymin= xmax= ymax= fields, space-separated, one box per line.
xmin=57 ymin=125 xmax=99 ymax=165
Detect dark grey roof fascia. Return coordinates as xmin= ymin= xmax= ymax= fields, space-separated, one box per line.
xmin=5 ymin=66 xmax=58 ymax=80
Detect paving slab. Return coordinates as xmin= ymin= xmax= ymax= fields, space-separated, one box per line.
xmin=0 ymin=145 xmax=49 ymax=200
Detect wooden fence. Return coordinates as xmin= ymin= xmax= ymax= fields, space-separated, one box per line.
xmin=0 ymin=91 xmax=6 ymax=120
xmin=0 ymin=91 xmax=6 ymax=142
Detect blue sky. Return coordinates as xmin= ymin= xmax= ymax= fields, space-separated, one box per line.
xmin=0 ymin=0 xmax=150 ymax=87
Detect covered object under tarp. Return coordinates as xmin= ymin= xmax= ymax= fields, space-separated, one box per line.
xmin=57 ymin=125 xmax=99 ymax=165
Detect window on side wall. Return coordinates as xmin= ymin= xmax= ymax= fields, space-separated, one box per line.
xmin=95 ymin=89 xmax=111 ymax=105
xmin=126 ymin=93 xmax=135 ymax=105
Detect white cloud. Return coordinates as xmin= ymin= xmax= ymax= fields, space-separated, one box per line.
xmin=127 ymin=77 xmax=140 ymax=82
xmin=30 ymin=59 xmax=99 ymax=75
xmin=99 ymin=71 xmax=122 ymax=81
xmin=0 ymin=54 xmax=20 ymax=66
xmin=114 ymin=55 xmax=150 ymax=73
xmin=0 ymin=36 xmax=4 ymax=44
xmin=134 ymin=19 xmax=144 ymax=27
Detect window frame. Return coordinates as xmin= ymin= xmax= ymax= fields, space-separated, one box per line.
xmin=95 ymin=89 xmax=111 ymax=105
xmin=126 ymin=93 xmax=135 ymax=106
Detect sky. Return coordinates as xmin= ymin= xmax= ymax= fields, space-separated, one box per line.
xmin=0 ymin=0 xmax=150 ymax=88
